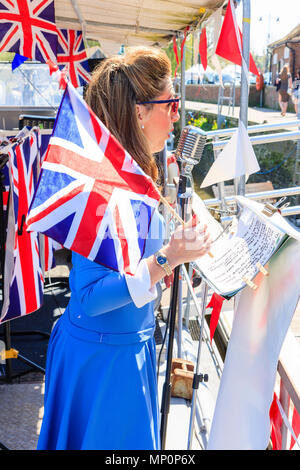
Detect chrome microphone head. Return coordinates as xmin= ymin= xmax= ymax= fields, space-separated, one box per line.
xmin=175 ymin=125 xmax=207 ymax=167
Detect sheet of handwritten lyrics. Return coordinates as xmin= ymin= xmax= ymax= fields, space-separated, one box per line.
xmin=194 ymin=206 xmax=286 ymax=298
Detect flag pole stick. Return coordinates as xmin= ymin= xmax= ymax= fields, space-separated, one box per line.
xmin=159 ymin=195 xmax=213 ymax=258
xmin=159 ymin=195 xmax=184 ymax=225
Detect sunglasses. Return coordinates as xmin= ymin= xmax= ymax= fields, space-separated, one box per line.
xmin=137 ymin=96 xmax=180 ymax=114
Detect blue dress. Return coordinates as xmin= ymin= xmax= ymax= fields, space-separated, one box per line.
xmin=37 ymin=211 xmax=164 ymax=450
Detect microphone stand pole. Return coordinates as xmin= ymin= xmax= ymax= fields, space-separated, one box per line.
xmin=160 ymin=173 xmax=192 ymax=449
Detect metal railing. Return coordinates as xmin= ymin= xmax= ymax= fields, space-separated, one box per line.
xmin=208 ymin=118 xmax=300 ymax=201
xmin=182 ymin=265 xmax=300 ymax=450
xmin=181 ymin=188 xmax=300 ymax=450
xmin=176 ymin=0 xmax=300 ymax=449
xmin=212 ymin=130 xmax=300 ymax=150
xmin=206 ymin=119 xmax=300 ymax=140
xmin=204 ymin=186 xmax=300 ymax=216
xmin=277 ymin=329 xmax=300 ymax=450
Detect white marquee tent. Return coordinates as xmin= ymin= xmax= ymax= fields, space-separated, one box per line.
xmin=53 ymin=0 xmax=226 ymax=57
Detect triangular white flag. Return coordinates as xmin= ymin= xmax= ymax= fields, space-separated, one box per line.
xmin=201 ymin=121 xmax=260 ymax=188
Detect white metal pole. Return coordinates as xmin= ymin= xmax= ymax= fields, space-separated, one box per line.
xmin=235 ymin=0 xmax=251 ymax=197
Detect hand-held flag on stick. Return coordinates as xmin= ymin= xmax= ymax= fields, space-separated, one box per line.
xmin=0 ymin=0 xmax=57 ymax=63
xmin=215 ymin=0 xmax=259 ymax=76
xmin=57 ymin=28 xmax=91 ymax=88
xmin=26 ymin=82 xmax=161 ymax=276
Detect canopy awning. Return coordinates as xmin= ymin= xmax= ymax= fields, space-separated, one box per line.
xmin=54 ymin=0 xmax=226 ymax=57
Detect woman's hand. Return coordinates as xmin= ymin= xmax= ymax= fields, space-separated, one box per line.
xmin=162 ymin=216 xmax=211 ymax=270
xmin=146 ymin=216 xmax=211 ymax=288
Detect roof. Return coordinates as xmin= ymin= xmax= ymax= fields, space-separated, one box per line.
xmin=54 ymin=0 xmax=226 ymax=57
xmin=268 ymin=23 xmax=300 ymax=49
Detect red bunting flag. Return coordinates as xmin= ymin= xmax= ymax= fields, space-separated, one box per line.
xmin=215 ymin=0 xmax=259 ymax=76
xmin=172 ymin=27 xmax=190 ymax=78
xmin=173 ymin=36 xmax=179 ymax=77
xmin=206 ymin=292 xmax=225 ymax=343
xmin=269 ymin=393 xmax=282 ymax=450
xmin=270 ymin=393 xmax=300 ymax=450
xmin=46 ymin=59 xmax=68 ymax=89
xmin=290 ymin=406 xmax=300 ymax=450
xmin=199 ymin=28 xmax=207 ymax=71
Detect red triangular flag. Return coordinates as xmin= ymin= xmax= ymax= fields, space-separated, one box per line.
xmin=180 ymin=26 xmax=189 ymax=63
xmin=269 ymin=393 xmax=282 ymax=450
xmin=199 ymin=28 xmax=207 ymax=71
xmin=173 ymin=36 xmax=179 ymax=77
xmin=215 ymin=0 xmax=259 ymax=76
xmin=46 ymin=59 xmax=68 ymax=89
xmin=206 ymin=293 xmax=224 ymax=343
xmin=290 ymin=406 xmax=300 ymax=449
xmin=173 ymin=27 xmax=189 ymax=78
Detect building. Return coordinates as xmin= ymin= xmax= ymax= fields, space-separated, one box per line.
xmin=268 ymin=23 xmax=300 ymax=82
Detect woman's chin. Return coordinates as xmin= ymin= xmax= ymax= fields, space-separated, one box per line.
xmin=152 ymin=142 xmax=167 ymax=154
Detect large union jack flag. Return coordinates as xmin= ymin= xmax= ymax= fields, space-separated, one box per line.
xmin=57 ymin=28 xmax=91 ymax=88
xmin=26 ymin=83 xmax=161 ymax=275
xmin=1 ymin=128 xmax=44 ymax=323
xmin=0 ymin=0 xmax=57 ymax=63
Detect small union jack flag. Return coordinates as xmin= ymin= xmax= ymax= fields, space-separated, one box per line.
xmin=0 ymin=0 xmax=57 ymax=63
xmin=57 ymin=28 xmax=91 ymax=88
xmin=27 ymin=83 xmax=161 ymax=275
xmin=1 ymin=128 xmax=44 ymax=323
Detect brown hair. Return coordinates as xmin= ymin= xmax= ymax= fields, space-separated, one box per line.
xmin=280 ymin=65 xmax=289 ymax=81
xmin=85 ymin=46 xmax=172 ymax=181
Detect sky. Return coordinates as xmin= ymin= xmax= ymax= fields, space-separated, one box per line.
xmin=235 ymin=0 xmax=300 ymax=55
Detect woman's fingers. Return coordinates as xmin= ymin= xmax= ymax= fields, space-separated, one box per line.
xmin=167 ymin=217 xmax=212 ymax=266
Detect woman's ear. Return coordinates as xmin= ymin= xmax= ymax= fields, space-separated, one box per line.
xmin=136 ymin=104 xmax=145 ymax=121
xmin=136 ymin=103 xmax=151 ymax=129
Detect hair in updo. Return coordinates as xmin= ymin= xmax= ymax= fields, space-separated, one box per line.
xmin=85 ymin=46 xmax=172 ymax=181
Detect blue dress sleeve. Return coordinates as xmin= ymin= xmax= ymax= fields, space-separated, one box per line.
xmin=70 ymin=253 xmax=133 ymax=317
xmin=69 ymin=209 xmax=165 ymax=318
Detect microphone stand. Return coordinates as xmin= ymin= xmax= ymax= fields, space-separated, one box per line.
xmin=159 ymin=125 xmax=207 ymax=449
xmin=160 ymin=169 xmax=193 ymax=450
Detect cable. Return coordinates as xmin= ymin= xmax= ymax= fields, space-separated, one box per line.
xmin=156 ymin=303 xmax=171 ymax=380
xmin=256 ymin=148 xmax=295 ymax=175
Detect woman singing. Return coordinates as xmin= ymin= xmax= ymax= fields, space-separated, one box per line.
xmin=37 ymin=46 xmax=211 ymax=450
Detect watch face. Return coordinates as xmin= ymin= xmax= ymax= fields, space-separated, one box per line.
xmin=157 ymin=255 xmax=167 ymax=265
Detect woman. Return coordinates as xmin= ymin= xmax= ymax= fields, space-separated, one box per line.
xmin=277 ymin=65 xmax=292 ymax=116
xmin=37 ymin=46 xmax=211 ymax=450
xmin=291 ymin=69 xmax=300 ymax=115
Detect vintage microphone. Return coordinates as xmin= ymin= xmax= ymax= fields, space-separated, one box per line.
xmin=160 ymin=125 xmax=207 ymax=449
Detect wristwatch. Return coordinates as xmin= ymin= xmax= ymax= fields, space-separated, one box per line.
xmin=154 ymin=251 xmax=172 ymax=276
